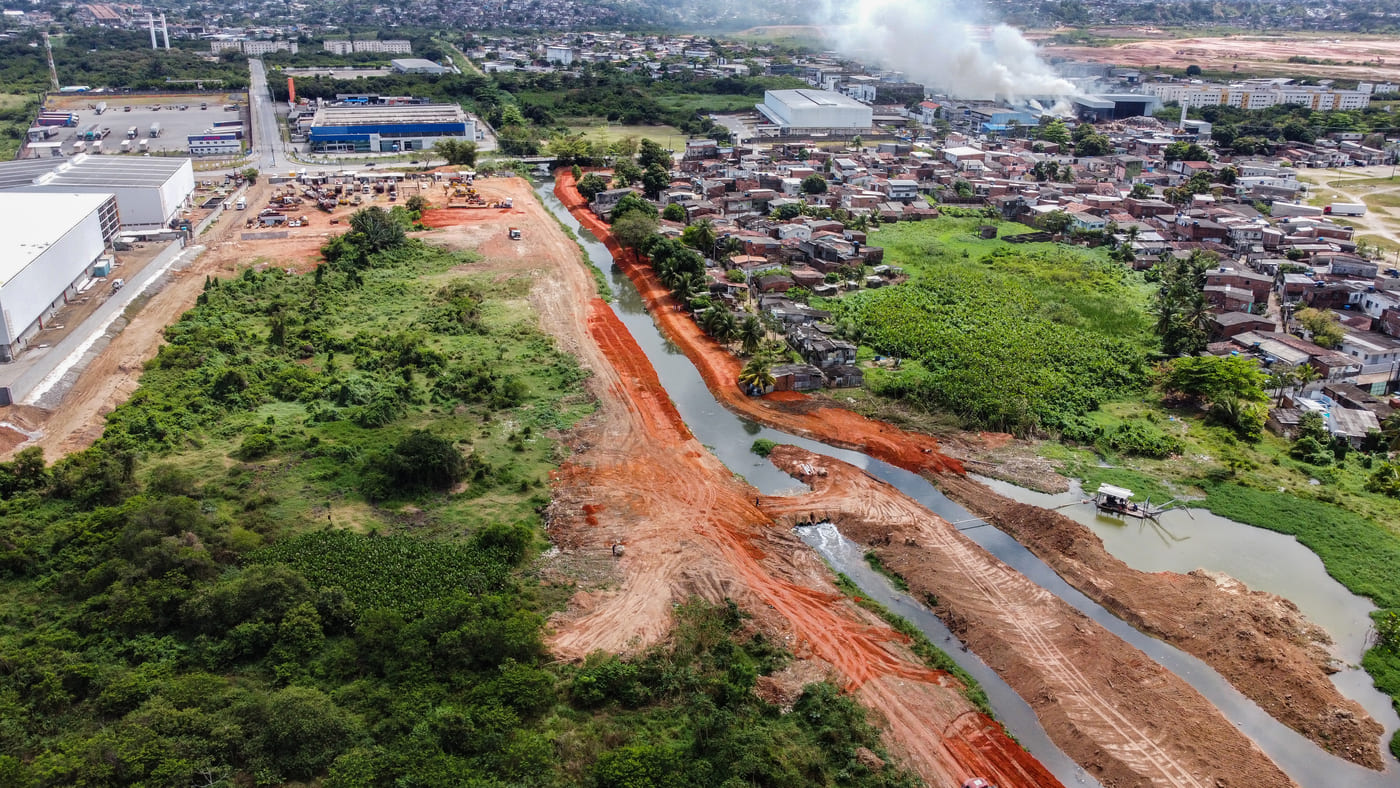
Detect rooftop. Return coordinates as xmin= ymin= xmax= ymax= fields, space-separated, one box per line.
xmin=0 ymin=155 xmax=189 ymax=191
xmin=766 ymin=89 xmax=869 ymax=110
xmin=312 ymin=103 xmax=469 ymax=127
xmin=0 ymin=192 xmax=110 ymax=287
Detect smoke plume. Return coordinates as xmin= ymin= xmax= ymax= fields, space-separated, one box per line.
xmin=820 ymin=0 xmax=1075 ymax=102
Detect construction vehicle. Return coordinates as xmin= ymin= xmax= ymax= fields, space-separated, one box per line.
xmin=508 ymin=227 xmax=521 ymax=240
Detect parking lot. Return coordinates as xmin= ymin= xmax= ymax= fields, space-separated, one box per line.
xmin=44 ymin=93 xmax=248 ymax=157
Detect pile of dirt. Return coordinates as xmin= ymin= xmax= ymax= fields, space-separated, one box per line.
xmin=936 ymin=474 xmax=1386 ymax=770
xmin=760 ymin=445 xmax=1299 ymax=788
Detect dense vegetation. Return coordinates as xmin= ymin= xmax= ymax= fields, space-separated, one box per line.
xmin=0 ymin=208 xmax=921 ymax=786
xmin=828 ymin=217 xmax=1154 ymax=435
xmin=0 ymin=29 xmax=252 ymax=92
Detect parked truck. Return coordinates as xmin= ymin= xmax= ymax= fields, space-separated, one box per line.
xmin=1324 ymin=202 xmax=1366 ymax=217
xmin=138 ymin=138 xmax=149 ymax=152
xmin=93 ymin=101 xmax=107 ymax=115
xmin=119 ymin=139 xmax=132 ymax=153
xmin=235 ymin=196 xmax=247 ymax=210
xmin=149 ymin=122 xmax=161 ymax=138
xmin=126 ymin=126 xmax=138 ymax=139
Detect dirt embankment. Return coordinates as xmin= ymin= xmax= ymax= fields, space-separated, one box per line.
xmin=760 ymin=445 xmax=1299 ymax=788
xmin=554 ymin=171 xmax=963 ymax=479
xmin=936 ymin=475 xmax=1386 ymax=770
xmin=553 ymin=172 xmax=1384 ymax=772
xmin=425 ymin=179 xmax=1062 ymax=788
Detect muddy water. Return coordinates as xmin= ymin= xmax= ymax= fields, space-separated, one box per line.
xmin=971 ymin=474 xmax=1400 ymax=743
xmin=536 ymin=182 xmax=1396 ymax=787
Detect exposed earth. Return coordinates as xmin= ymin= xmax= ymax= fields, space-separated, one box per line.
xmin=0 ymin=168 xmax=1386 ymax=787
xmin=1040 ymin=35 xmax=1400 ymax=83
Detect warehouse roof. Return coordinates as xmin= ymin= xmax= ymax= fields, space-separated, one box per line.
xmin=0 ymin=155 xmax=189 ymax=191
xmin=391 ymin=58 xmax=448 ymax=72
xmin=0 ymin=192 xmax=110 ymax=286
xmin=765 ymin=89 xmax=869 ymax=110
xmin=311 ymin=103 xmax=469 ymax=127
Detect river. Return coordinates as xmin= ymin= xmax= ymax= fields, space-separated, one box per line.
xmin=535 ymin=180 xmax=1398 ymax=787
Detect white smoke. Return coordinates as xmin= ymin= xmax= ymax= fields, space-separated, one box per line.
xmin=819 ymin=0 xmax=1075 ymax=102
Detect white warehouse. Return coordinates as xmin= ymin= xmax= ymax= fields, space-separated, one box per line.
xmin=757 ymin=89 xmax=873 ymax=134
xmin=0 ymin=155 xmax=195 ymax=230
xmin=0 ymin=192 xmax=119 ymax=361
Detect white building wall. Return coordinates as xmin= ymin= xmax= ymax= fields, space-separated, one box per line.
xmin=0 ymin=199 xmax=107 ymax=350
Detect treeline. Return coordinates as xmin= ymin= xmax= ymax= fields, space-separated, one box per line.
xmin=1154 ymin=102 xmax=1399 ymax=154
xmin=0 ymin=207 xmax=918 ymax=786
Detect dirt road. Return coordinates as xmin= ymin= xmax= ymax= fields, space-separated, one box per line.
xmin=760 ymin=445 xmax=1298 ymax=788
xmin=1295 ymin=166 xmax=1400 ymax=253
xmin=936 ymin=474 xmax=1385 ymax=770
xmin=422 ymin=179 xmax=1063 ymax=788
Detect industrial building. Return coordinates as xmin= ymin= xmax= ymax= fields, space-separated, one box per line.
xmin=187 ymin=132 xmax=242 ymax=156
xmin=390 ymin=58 xmax=449 ymax=75
xmin=0 ymin=192 xmax=119 ymax=361
xmin=0 ymin=155 xmax=195 ymax=229
xmin=756 ymin=89 xmax=873 ymax=135
xmin=308 ymin=104 xmax=477 ymax=153
xmin=1070 ymin=94 xmax=1164 ymax=122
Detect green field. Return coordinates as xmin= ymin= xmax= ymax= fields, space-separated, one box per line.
xmin=0 ymin=93 xmax=39 ymax=160
xmin=654 ymin=93 xmax=762 ymax=114
xmin=825 ymin=214 xmax=1153 ymax=434
xmin=563 ymin=118 xmax=686 ymax=145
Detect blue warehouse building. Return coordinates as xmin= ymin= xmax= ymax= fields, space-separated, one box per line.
xmin=308 ymin=104 xmax=478 ymax=153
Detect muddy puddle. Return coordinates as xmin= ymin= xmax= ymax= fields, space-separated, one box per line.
xmin=536 ymin=181 xmax=1398 ymax=787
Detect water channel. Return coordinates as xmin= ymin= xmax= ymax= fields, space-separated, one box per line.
xmin=536 ymin=181 xmax=1399 ymax=787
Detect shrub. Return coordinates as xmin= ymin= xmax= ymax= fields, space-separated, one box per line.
xmin=750 ymin=439 xmax=776 ymax=457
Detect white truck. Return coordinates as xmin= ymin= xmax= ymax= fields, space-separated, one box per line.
xmin=127 ymin=126 xmax=138 ymax=139
xmin=138 ymin=138 xmax=149 ymax=152
xmin=235 ymin=196 xmax=247 ymax=210
xmin=148 ymin=122 xmax=161 ymax=138
xmin=1325 ymin=202 xmax=1366 ymax=217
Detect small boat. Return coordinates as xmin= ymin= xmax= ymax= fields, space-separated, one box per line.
xmin=1092 ymin=484 xmax=1164 ymax=520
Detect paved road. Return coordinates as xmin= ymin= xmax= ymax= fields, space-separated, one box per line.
xmin=0 ymin=241 xmax=201 ymax=405
xmin=248 ymin=58 xmax=283 ymax=171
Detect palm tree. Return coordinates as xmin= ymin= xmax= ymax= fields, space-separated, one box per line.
xmin=1293 ymin=362 xmax=1321 ymax=393
xmin=671 ymin=273 xmax=704 ymax=310
xmin=714 ymin=309 xmax=739 ymax=343
xmin=1269 ymin=365 xmax=1298 ymax=406
xmin=1381 ymin=412 xmax=1400 ymax=453
xmin=739 ymin=314 xmax=764 ymax=355
xmin=737 ymin=357 xmax=776 ymax=396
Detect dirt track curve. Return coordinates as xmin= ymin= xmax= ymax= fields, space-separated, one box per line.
xmin=760 ymin=445 xmax=1297 ymax=788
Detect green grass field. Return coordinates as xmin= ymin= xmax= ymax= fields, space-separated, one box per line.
xmin=654 ymin=93 xmax=763 ymax=114
xmin=563 ymin=118 xmax=685 ymax=145
xmin=0 ymin=93 xmax=38 ymax=160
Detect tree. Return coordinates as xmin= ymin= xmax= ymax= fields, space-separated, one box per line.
xmin=348 ymin=206 xmax=406 ymax=254
xmin=241 ymin=167 xmax=259 ymax=184
xmin=1281 ymin=119 xmax=1315 ymax=144
xmin=1130 ymin=182 xmax=1154 ymax=200
xmin=739 ymin=315 xmax=764 ymax=355
xmin=1157 ymin=355 xmax=1268 ymax=405
xmin=1185 ymin=64 xmax=1203 ymax=76
xmin=576 ymin=172 xmax=610 ymax=201
xmin=433 ymin=139 xmax=478 ymax=166
xmin=1152 ymin=251 xmax=1214 ymax=356
xmin=1163 ymin=141 xmax=1209 ymax=163
xmin=680 ymin=219 xmax=716 ymax=255
xmin=612 ymin=210 xmax=659 ymax=256
xmin=737 ymin=357 xmax=775 ymax=395
xmin=641 ymin=163 xmax=670 ymax=199
xmin=638 ymin=138 xmax=670 ymax=170
xmin=404 ymin=194 xmax=430 ymax=214
xmin=1074 ymin=133 xmax=1111 ymax=157
xmin=1038 ymin=118 xmax=1071 ymax=147
xmin=1294 ymin=307 xmax=1344 ymax=348
xmin=1211 ymin=123 xmax=1238 ymax=148
xmin=612 ymin=160 xmax=643 ymax=187
xmin=1382 ymin=412 xmax=1400 ymax=453
xmin=661 ymin=203 xmax=686 ymax=222
xmin=609 ymin=192 xmax=656 ymax=223
xmin=800 ymin=174 xmax=827 ymax=195
xmin=1042 ymin=210 xmax=1073 ymax=235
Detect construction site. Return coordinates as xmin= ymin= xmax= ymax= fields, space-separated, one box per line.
xmin=0 ymin=168 xmax=1393 ymax=788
